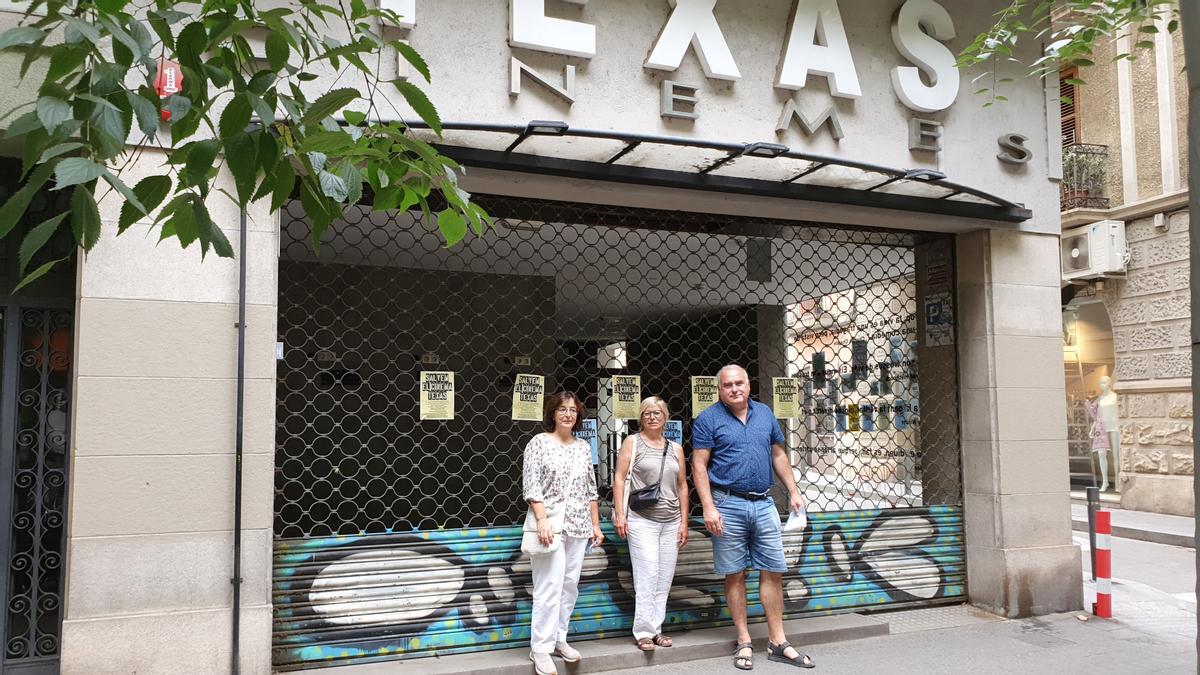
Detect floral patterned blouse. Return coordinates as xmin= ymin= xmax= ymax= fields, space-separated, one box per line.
xmin=522 ymin=432 xmax=598 ymax=538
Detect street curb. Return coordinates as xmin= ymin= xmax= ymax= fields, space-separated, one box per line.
xmin=297 ymin=613 xmax=889 ymax=675
xmin=1071 ymin=518 xmax=1195 ymax=549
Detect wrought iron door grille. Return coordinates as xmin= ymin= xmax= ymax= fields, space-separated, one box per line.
xmin=4 ymin=308 xmax=71 ymax=662
xmin=274 ymin=196 xmax=962 ymax=539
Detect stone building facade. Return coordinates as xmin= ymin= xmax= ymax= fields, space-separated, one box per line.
xmin=1061 ymin=19 xmax=1191 ymax=515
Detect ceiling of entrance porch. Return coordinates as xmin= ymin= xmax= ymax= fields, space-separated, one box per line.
xmin=282 ymin=204 xmax=915 ymax=342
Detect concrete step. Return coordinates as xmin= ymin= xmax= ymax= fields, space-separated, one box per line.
xmin=290 ymin=613 xmax=889 ymax=675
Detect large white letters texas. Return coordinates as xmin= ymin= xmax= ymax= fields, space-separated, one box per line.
xmin=776 ymin=0 xmax=862 ymax=98
xmin=890 ymin=0 xmax=959 ymax=112
xmin=645 ymin=0 xmax=741 ymax=81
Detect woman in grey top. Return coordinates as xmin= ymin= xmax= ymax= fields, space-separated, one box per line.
xmin=612 ymin=396 xmax=688 ymax=651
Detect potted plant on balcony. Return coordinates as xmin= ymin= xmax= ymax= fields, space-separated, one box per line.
xmin=1060 ymin=147 xmax=1107 ymax=209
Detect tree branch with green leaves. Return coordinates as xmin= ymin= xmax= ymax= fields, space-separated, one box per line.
xmin=957 ymin=0 xmax=1180 ymax=105
xmin=0 ymin=0 xmax=489 ymax=291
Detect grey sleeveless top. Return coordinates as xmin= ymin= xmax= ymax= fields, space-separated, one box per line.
xmin=628 ymin=435 xmax=681 ymax=523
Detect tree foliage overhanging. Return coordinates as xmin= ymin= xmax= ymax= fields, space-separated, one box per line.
xmin=0 ymin=0 xmax=488 ymax=291
xmin=957 ymin=0 xmax=1180 ymax=105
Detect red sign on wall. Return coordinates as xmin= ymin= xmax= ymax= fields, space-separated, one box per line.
xmin=154 ymin=58 xmax=184 ymax=120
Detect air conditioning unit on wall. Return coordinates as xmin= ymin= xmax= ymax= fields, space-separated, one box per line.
xmin=1061 ymin=220 xmax=1127 ymax=281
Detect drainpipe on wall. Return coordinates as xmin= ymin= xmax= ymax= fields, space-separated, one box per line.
xmin=1181 ymin=0 xmax=1199 ymax=651
xmin=231 ymin=207 xmax=248 ymax=673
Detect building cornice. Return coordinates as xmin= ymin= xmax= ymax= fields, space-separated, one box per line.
xmin=1061 ymin=189 xmax=1189 ymax=229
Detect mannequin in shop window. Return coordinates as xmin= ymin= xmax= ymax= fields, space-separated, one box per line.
xmin=1084 ymin=376 xmax=1121 ymax=492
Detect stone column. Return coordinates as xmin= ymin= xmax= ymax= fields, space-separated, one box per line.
xmin=958 ymin=230 xmax=1082 ymax=617
xmin=60 ymin=151 xmax=278 ymax=673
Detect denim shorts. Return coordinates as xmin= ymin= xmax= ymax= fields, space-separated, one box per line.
xmin=710 ymin=489 xmax=789 ymax=575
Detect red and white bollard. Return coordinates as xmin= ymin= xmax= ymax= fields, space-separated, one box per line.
xmin=1093 ymin=509 xmax=1112 ymax=618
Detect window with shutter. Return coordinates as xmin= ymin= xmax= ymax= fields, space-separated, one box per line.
xmin=1060 ymin=69 xmax=1079 ymax=147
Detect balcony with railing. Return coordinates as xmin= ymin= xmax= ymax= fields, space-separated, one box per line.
xmin=1060 ymin=143 xmax=1110 ymax=211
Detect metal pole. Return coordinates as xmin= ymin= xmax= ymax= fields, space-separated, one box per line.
xmin=1178 ymin=0 xmax=1199 ymax=656
xmin=1086 ymin=486 xmax=1098 ymax=581
xmin=231 ymin=207 xmax=247 ymax=674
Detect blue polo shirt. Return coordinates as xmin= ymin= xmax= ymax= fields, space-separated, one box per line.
xmin=692 ymin=399 xmax=784 ymax=493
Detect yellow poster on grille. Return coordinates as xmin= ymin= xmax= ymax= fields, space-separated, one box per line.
xmin=691 ymin=376 xmax=719 ymax=418
xmin=612 ymin=375 xmax=642 ymax=420
xmin=773 ymin=377 xmax=800 ymax=419
xmin=419 ymin=371 xmax=455 ymax=420
xmin=512 ymin=374 xmax=545 ymax=421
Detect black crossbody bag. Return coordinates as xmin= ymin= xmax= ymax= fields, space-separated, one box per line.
xmin=628 ymin=439 xmax=669 ymax=513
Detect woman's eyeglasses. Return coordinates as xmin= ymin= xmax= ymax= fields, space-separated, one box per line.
xmin=641 ymin=410 xmax=664 ymax=419
xmin=556 ymin=407 xmax=578 ymax=416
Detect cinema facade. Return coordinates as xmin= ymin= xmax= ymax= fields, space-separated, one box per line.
xmin=0 ymin=1 xmax=1082 ymax=672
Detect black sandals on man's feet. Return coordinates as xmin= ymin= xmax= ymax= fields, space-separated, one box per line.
xmin=767 ymin=641 xmax=815 ymax=669
xmin=733 ymin=641 xmax=754 ymax=670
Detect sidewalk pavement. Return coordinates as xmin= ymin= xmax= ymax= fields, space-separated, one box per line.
xmin=599 ymin=574 xmax=1197 ymax=675
xmin=1071 ymin=503 xmax=1194 ymax=548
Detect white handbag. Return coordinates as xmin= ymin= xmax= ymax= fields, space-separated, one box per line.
xmin=521 ymin=503 xmax=565 ymax=556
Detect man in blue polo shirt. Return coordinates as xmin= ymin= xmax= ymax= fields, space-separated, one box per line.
xmin=692 ymin=364 xmax=814 ymax=670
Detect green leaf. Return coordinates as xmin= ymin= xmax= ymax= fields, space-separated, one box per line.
xmin=301 ymin=88 xmax=359 ymax=125
xmin=0 ymin=162 xmax=53 ymax=239
xmin=219 ymin=94 xmax=252 ymax=138
xmin=11 ymin=256 xmax=66 ymax=293
xmin=318 ymin=170 xmax=348 ymax=202
xmin=91 ymin=62 xmax=128 ymax=97
xmin=270 ymin=160 xmax=295 ymax=212
xmin=39 ymin=142 xmax=85 ymax=163
xmin=396 ymin=41 xmax=431 ymax=83
xmin=118 ymin=175 xmax=172 ymax=233
xmin=248 ymin=71 xmax=276 ymax=96
xmin=300 ymin=130 xmax=354 ymax=153
xmin=70 ymin=183 xmax=102 ymax=251
xmin=53 ymin=157 xmax=105 ymax=190
xmin=246 ymin=93 xmax=275 ymax=126
xmin=167 ymin=194 xmax=198 ymax=248
xmin=35 ymin=97 xmax=71 ymax=133
xmin=224 ymin=132 xmax=259 ymax=204
xmin=436 ymin=208 xmax=466 ymax=247
xmin=61 ymin=16 xmax=101 ymax=45
xmin=0 ymin=27 xmax=46 ymax=50
xmin=266 ymin=30 xmax=290 ymax=71
xmin=191 ymin=197 xmax=234 ymax=258
xmin=45 ymin=46 xmax=90 ymax=84
xmin=95 ymin=0 xmax=132 ymax=12
xmin=393 ymin=80 xmax=442 ymax=135
xmin=18 ymin=212 xmax=68 ymax=275
xmin=100 ymin=169 xmax=146 ymax=216
xmin=163 ymin=94 xmax=192 ymax=122
xmin=343 ymin=110 xmax=366 ymax=126
xmin=128 ymin=90 xmax=160 ymax=137
xmin=5 ymin=111 xmax=42 ymax=139
xmin=184 ymin=139 xmax=220 ymax=188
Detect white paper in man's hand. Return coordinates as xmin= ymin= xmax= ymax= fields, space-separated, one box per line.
xmin=784 ymin=506 xmax=807 ymax=532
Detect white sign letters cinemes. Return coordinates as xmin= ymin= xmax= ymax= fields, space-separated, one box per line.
xmin=645 ymin=0 xmax=741 ymax=81
xmin=890 ymin=0 xmax=959 ymax=112
xmin=504 ymin=0 xmax=959 ymax=112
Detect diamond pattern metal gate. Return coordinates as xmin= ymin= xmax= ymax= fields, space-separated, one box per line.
xmin=273 ymin=196 xmax=964 ymax=669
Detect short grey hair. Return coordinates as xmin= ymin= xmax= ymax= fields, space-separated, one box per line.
xmin=717 ymin=364 xmax=748 ymax=381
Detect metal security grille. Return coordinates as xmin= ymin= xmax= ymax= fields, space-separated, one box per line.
xmin=273 ymin=195 xmax=963 ymax=668
xmin=1 ymin=309 xmax=71 ymax=664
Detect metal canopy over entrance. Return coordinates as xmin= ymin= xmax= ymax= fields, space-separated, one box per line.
xmin=272 ymin=194 xmax=966 ymax=670
xmin=408 ymin=121 xmax=1032 ymax=223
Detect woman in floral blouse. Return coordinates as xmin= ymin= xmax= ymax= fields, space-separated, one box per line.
xmin=523 ymin=391 xmax=603 ymax=675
